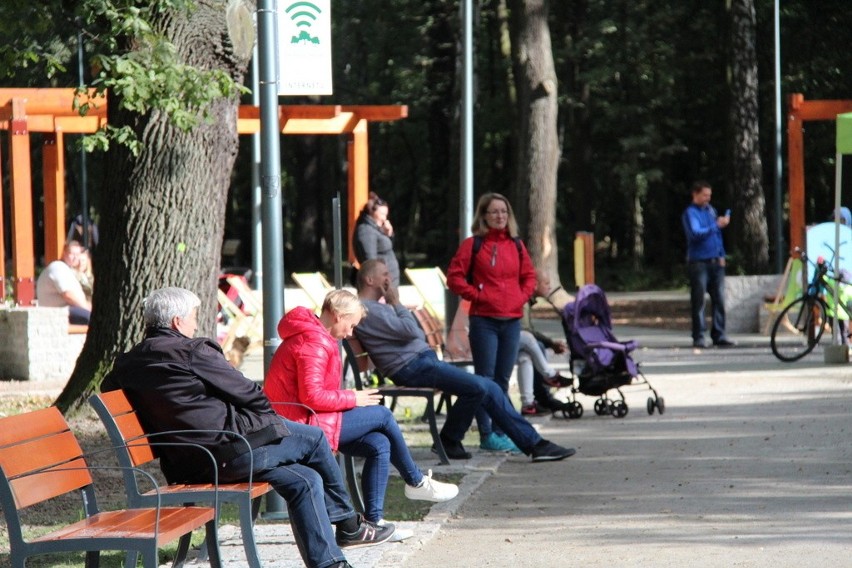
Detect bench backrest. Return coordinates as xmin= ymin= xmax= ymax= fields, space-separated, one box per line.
xmin=91 ymin=389 xmax=158 ymax=467
xmin=0 ymin=406 xmax=94 ymax=514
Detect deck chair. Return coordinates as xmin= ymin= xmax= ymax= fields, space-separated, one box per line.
xmin=342 ymin=338 xmax=450 ymax=465
xmin=292 ymin=271 xmax=335 ymax=313
xmin=89 ymin=390 xmax=271 ymax=568
xmin=762 ymin=257 xmax=805 ymax=334
xmin=0 ymin=406 xmax=221 ymax=568
xmin=404 ymin=267 xmax=448 ymax=322
xmin=412 ymin=307 xmax=467 ymax=414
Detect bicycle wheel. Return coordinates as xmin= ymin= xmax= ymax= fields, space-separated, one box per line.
xmin=770 ymin=296 xmax=827 ymax=362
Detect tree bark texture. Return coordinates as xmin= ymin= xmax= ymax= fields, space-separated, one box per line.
xmin=508 ymin=0 xmax=561 ymax=285
xmin=728 ymin=0 xmax=768 ymax=272
xmin=56 ymin=0 xmax=252 ymax=413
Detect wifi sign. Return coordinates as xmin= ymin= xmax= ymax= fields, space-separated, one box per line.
xmin=286 ymin=1 xmax=322 ymax=44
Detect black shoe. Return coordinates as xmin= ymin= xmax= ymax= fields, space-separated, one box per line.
xmin=432 ymin=435 xmax=472 ymax=460
xmin=336 ymin=515 xmax=395 ymax=548
xmin=530 ymin=440 xmax=577 ymax=462
xmin=330 ymin=563 xmax=355 ymax=568
xmin=692 ymin=339 xmax=707 ymax=348
xmin=542 ymin=372 xmax=572 ymax=388
xmin=713 ymin=338 xmax=736 ymax=348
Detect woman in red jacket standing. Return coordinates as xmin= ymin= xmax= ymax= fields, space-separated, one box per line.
xmin=447 ymin=193 xmax=536 ymax=453
xmin=264 ymin=290 xmax=457 ymax=535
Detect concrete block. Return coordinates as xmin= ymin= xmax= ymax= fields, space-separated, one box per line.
xmin=0 ymin=307 xmax=84 ymax=382
xmin=725 ymin=275 xmax=783 ymax=333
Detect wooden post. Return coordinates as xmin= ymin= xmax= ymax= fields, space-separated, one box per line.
xmin=348 ymin=119 xmax=368 ymax=265
xmin=0 ymin=137 xmax=5 ymax=302
xmin=787 ymin=94 xmax=805 ymax=254
xmin=8 ymin=98 xmax=35 ymax=305
xmin=43 ymin=132 xmax=66 ymax=264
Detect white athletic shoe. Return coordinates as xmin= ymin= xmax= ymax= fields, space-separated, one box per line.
xmin=404 ymin=469 xmax=459 ymax=502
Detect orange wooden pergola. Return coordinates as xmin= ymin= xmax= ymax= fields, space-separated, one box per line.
xmin=787 ymin=93 xmax=852 ymax=252
xmin=0 ymin=87 xmax=406 ymax=304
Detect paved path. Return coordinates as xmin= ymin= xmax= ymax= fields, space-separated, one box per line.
xmin=214 ymin=324 xmax=852 ymax=567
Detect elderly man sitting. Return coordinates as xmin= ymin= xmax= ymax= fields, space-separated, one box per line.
xmin=102 ymin=287 xmax=393 ymax=568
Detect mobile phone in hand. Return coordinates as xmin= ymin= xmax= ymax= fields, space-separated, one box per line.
xmin=724 ymin=209 xmax=731 ymax=218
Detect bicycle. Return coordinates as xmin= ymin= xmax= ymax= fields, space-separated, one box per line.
xmin=770 ymin=246 xmax=852 ymax=362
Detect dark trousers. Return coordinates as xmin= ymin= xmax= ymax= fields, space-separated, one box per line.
xmin=688 ymin=259 xmax=727 ymax=342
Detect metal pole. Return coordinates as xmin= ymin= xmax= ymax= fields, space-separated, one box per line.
xmin=257 ymin=0 xmax=287 ymax=519
xmin=773 ymin=0 xmax=784 ymax=272
xmin=459 ymin=0 xmax=474 ymax=240
xmin=77 ymin=26 xmax=90 ymax=250
xmin=332 ymin=195 xmax=343 ymax=289
xmin=251 ymin=46 xmax=263 ymax=291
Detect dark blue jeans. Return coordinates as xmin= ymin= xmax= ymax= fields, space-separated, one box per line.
xmin=221 ymin=419 xmax=352 ymax=568
xmin=468 ymin=316 xmax=521 ymax=437
xmin=338 ymin=405 xmax=423 ymax=522
xmin=392 ymin=350 xmax=541 ymax=453
xmin=688 ymin=259 xmax=727 ymax=343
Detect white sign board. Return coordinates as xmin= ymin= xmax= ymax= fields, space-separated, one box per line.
xmin=277 ymin=0 xmax=332 ymax=95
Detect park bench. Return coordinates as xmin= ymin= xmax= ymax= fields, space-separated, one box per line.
xmin=0 ymin=406 xmax=221 ymax=568
xmin=89 ymin=390 xmax=271 ymax=568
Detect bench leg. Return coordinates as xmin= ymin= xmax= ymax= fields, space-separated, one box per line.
xmin=424 ymin=397 xmax=450 ymax=465
xmin=204 ymin=519 xmax=223 ymax=568
xmin=342 ymin=453 xmax=365 ymax=513
xmin=239 ymin=495 xmax=263 ymax=568
xmin=172 ymin=532 xmax=192 ymax=567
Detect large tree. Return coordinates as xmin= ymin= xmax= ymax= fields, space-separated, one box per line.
xmin=51 ymin=0 xmax=255 ymax=413
xmin=507 ymin=0 xmax=561 ymax=289
xmin=728 ymin=0 xmax=768 ymax=271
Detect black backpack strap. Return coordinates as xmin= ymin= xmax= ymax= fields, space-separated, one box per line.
xmin=466 ymin=236 xmax=484 ymax=284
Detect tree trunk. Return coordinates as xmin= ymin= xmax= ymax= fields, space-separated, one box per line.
xmin=729 ymin=0 xmax=768 ymax=272
xmin=508 ymin=0 xmax=560 ymax=286
xmin=55 ymin=1 xmax=252 ymax=413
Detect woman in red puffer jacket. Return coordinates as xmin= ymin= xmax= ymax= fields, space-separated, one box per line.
xmin=264 ymin=290 xmax=458 ymax=530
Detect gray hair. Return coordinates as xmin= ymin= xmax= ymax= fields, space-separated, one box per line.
xmin=143 ymin=287 xmax=201 ymax=329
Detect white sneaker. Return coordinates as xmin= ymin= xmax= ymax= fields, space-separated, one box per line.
xmin=404 ymin=469 xmax=459 ymax=502
xmin=377 ymin=519 xmax=413 ymax=542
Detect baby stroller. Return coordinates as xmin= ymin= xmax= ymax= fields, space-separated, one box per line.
xmin=556 ymin=284 xmax=665 ymax=419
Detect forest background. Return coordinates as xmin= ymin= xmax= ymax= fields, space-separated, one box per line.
xmin=1 ymin=1 xmax=852 ymax=411
xmin=3 ymin=0 xmax=852 ymax=290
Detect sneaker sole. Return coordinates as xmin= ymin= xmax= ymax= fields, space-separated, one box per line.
xmin=531 ymin=448 xmax=577 ymax=462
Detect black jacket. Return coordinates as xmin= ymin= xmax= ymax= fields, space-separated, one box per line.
xmin=102 ymin=327 xmax=289 ymax=483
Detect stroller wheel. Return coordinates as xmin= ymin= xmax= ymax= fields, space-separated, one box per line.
xmin=656 ymin=397 xmax=666 ymax=415
xmin=647 ymin=397 xmax=655 ymax=415
xmin=565 ymin=401 xmax=583 ymax=419
xmin=594 ymin=399 xmax=608 ymax=416
xmin=612 ymin=400 xmax=628 ymax=418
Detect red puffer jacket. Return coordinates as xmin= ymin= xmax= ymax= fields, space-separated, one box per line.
xmin=264 ymin=306 xmax=356 ymax=451
xmin=446 ymin=228 xmax=536 ymax=318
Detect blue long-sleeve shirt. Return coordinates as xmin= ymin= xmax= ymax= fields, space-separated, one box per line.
xmin=682 ymin=203 xmax=725 ymax=261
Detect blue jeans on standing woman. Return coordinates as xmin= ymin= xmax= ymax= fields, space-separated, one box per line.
xmin=338 ymin=405 xmax=423 ymax=522
xmin=688 ymin=258 xmax=727 ymax=343
xmin=468 ymin=315 xmax=521 ymax=438
xmin=221 ymin=418 xmax=353 ymax=568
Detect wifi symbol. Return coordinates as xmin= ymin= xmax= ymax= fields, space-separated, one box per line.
xmin=286 ymin=1 xmax=322 ymax=44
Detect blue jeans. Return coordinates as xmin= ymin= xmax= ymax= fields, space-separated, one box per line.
xmin=221 ymin=419 xmax=352 ymax=568
xmin=688 ymin=259 xmax=727 ymax=343
xmin=338 ymin=405 xmax=423 ymax=522
xmin=468 ymin=316 xmax=521 ymax=437
xmin=393 ymin=350 xmax=541 ymax=453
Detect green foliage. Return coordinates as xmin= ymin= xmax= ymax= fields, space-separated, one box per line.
xmin=0 ymin=0 xmax=247 ymax=153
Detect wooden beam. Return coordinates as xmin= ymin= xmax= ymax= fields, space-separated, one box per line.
xmin=340 ymin=105 xmax=408 ymax=121
xmin=8 ymin=99 xmax=35 ymax=305
xmin=43 ymin=132 xmax=66 ymax=264
xmin=0 ymin=88 xmax=106 ymax=116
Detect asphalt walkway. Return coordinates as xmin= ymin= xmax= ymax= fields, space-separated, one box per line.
xmin=199 ymin=322 xmax=852 ymax=568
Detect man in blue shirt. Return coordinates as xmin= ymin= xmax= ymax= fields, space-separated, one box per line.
xmin=682 ymin=181 xmax=735 ymax=348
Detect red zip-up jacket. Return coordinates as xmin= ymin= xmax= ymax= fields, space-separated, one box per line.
xmin=446 ymin=228 xmax=536 ymax=319
xmin=264 ymin=306 xmax=356 ymax=451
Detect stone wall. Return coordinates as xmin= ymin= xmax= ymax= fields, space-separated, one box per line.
xmin=725 ymin=275 xmax=783 ymax=333
xmin=0 ymin=307 xmax=85 ymax=382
